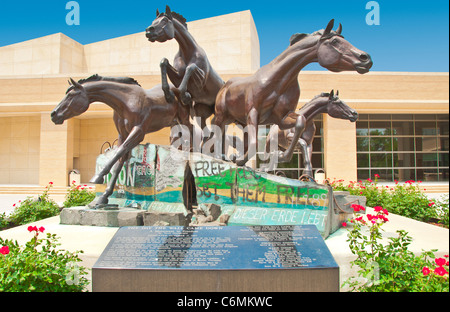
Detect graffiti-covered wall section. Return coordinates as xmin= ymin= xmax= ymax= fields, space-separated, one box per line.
xmin=95 ymin=144 xmax=342 ymax=238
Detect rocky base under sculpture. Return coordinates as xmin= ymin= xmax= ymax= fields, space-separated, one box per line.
xmin=60 ymin=144 xmax=366 ymax=239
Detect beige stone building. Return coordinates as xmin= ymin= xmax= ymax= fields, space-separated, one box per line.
xmin=0 ymin=10 xmax=448 ymax=191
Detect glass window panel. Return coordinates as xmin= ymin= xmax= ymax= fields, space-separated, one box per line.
xmin=357 ymin=153 xmax=369 ymax=167
xmin=416 ymin=137 xmax=438 ymax=152
xmin=357 ymin=169 xmax=370 ymax=181
xmin=358 ymin=114 xmax=369 ymax=120
xmin=392 ymin=114 xmax=413 ymax=121
xmin=395 ymin=168 xmax=415 ymax=181
xmin=371 ymin=169 xmax=393 ymax=182
xmin=370 ymin=137 xmax=392 ymax=151
xmin=357 ymin=137 xmax=369 ymax=152
xmin=438 ymin=121 xmax=449 ymax=135
xmin=370 ymin=153 xmax=392 ymax=168
xmin=439 ymin=168 xmax=449 ymax=182
xmin=393 ymin=137 xmax=415 ymax=151
xmin=356 ymin=121 xmax=369 ymax=136
xmin=312 ymin=138 xmax=322 ymax=152
xmin=311 ymin=154 xmax=323 ymax=169
xmin=439 ymin=153 xmax=449 ymax=167
xmin=392 ymin=121 xmax=414 ymax=135
xmin=416 ymin=153 xmax=438 ymax=167
xmin=440 ymin=138 xmax=448 ymax=152
xmin=276 ymin=153 xmax=299 ymax=169
xmin=415 ymin=114 xmax=436 ymax=120
xmin=415 ymin=121 xmax=437 ymax=135
xmin=395 ymin=153 xmax=415 ymax=167
xmin=369 ymin=121 xmax=391 ymax=136
xmin=437 ymin=114 xmax=449 ymax=121
xmin=417 ymin=168 xmax=439 ymax=182
xmin=369 ymin=114 xmax=391 ymax=120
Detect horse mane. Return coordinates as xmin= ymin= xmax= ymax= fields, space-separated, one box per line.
xmin=66 ymin=74 xmax=141 ymax=93
xmin=312 ymin=29 xmax=344 ymax=40
xmin=159 ymin=10 xmax=188 ymax=29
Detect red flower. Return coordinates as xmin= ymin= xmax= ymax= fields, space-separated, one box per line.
xmin=374 ymin=206 xmax=382 ymax=212
xmin=428 ymin=202 xmax=435 ymax=207
xmin=0 ymin=246 xmax=9 ymax=255
xmin=28 ymin=225 xmax=37 ymax=232
xmin=422 ymin=267 xmax=431 ymax=276
xmin=374 ymin=174 xmax=380 ymax=178
xmin=342 ymin=222 xmax=347 ymax=227
xmin=434 ymin=266 xmax=448 ymax=276
xmin=367 ymin=178 xmax=373 ymax=183
xmin=435 ymin=258 xmax=446 ymax=266
xmin=352 ymin=204 xmax=365 ymax=212
xmin=49 ymin=182 xmax=53 ymax=185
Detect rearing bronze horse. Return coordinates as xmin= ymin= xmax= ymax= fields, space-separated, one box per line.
xmin=213 ymin=19 xmax=372 ymax=166
xmin=145 ymin=6 xmax=224 ymax=130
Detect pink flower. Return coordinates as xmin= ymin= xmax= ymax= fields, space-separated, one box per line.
xmin=0 ymin=246 xmax=9 ymax=255
xmin=434 ymin=266 xmax=448 ymax=276
xmin=28 ymin=225 xmax=37 ymax=232
xmin=435 ymin=258 xmax=447 ymax=266
xmin=422 ymin=267 xmax=431 ymax=276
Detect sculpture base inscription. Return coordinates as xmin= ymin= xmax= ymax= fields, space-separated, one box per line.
xmin=92 ymin=225 xmax=339 ymax=292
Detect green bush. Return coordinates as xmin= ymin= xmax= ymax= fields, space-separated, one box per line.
xmin=0 ymin=226 xmax=89 ymax=292
xmin=436 ymin=194 xmax=449 ymax=228
xmin=63 ymin=181 xmax=96 ymax=208
xmin=344 ymin=205 xmax=449 ymax=292
xmin=8 ymin=183 xmax=60 ymax=226
xmin=330 ymin=177 xmax=440 ymax=224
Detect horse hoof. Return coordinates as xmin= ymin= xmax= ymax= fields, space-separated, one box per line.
xmin=182 ymin=92 xmax=192 ymax=106
xmin=89 ymin=175 xmax=104 ymax=184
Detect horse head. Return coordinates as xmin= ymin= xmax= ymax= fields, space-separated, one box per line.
xmin=51 ymin=78 xmax=90 ymax=125
xmin=316 ymin=19 xmax=373 ymax=74
xmin=145 ymin=5 xmax=176 ymax=42
xmin=326 ymin=90 xmax=359 ymax=122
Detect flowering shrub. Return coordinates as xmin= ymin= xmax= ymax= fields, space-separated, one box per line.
xmin=330 ymin=177 xmax=440 ymax=224
xmin=8 ymin=182 xmax=60 ymax=226
xmin=63 ymin=181 xmax=96 ymax=208
xmin=344 ymin=204 xmax=449 ymax=292
xmin=0 ymin=226 xmax=88 ymax=292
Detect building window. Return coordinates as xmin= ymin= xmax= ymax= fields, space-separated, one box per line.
xmin=256 ymin=115 xmax=324 ymax=178
xmin=356 ymin=114 xmax=449 ymax=182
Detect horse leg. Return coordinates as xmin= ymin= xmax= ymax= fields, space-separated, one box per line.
xmin=90 ymin=126 xmax=145 ymax=184
xmin=277 ymin=114 xmax=306 ymax=163
xmin=178 ymin=63 xmax=205 ymax=107
xmin=296 ymin=138 xmax=312 ymax=177
xmin=160 ymin=58 xmax=181 ymax=103
xmin=91 ymin=157 xmax=126 ymax=207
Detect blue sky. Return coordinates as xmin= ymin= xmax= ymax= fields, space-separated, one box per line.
xmin=0 ymin=0 xmax=448 ymax=72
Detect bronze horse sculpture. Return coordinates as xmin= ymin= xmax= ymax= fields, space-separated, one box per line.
xmin=145 ymin=6 xmax=224 ymax=130
xmin=51 ymin=75 xmax=192 ymax=207
xmin=266 ymin=90 xmax=358 ymax=177
xmin=212 ymin=19 xmax=372 ymax=166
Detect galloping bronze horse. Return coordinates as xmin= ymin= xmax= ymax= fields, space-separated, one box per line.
xmin=213 ymin=19 xmax=372 ymax=166
xmin=266 ymin=90 xmax=358 ymax=177
xmin=145 ymin=6 xmax=224 ymax=130
xmin=51 ymin=75 xmax=192 ymax=206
